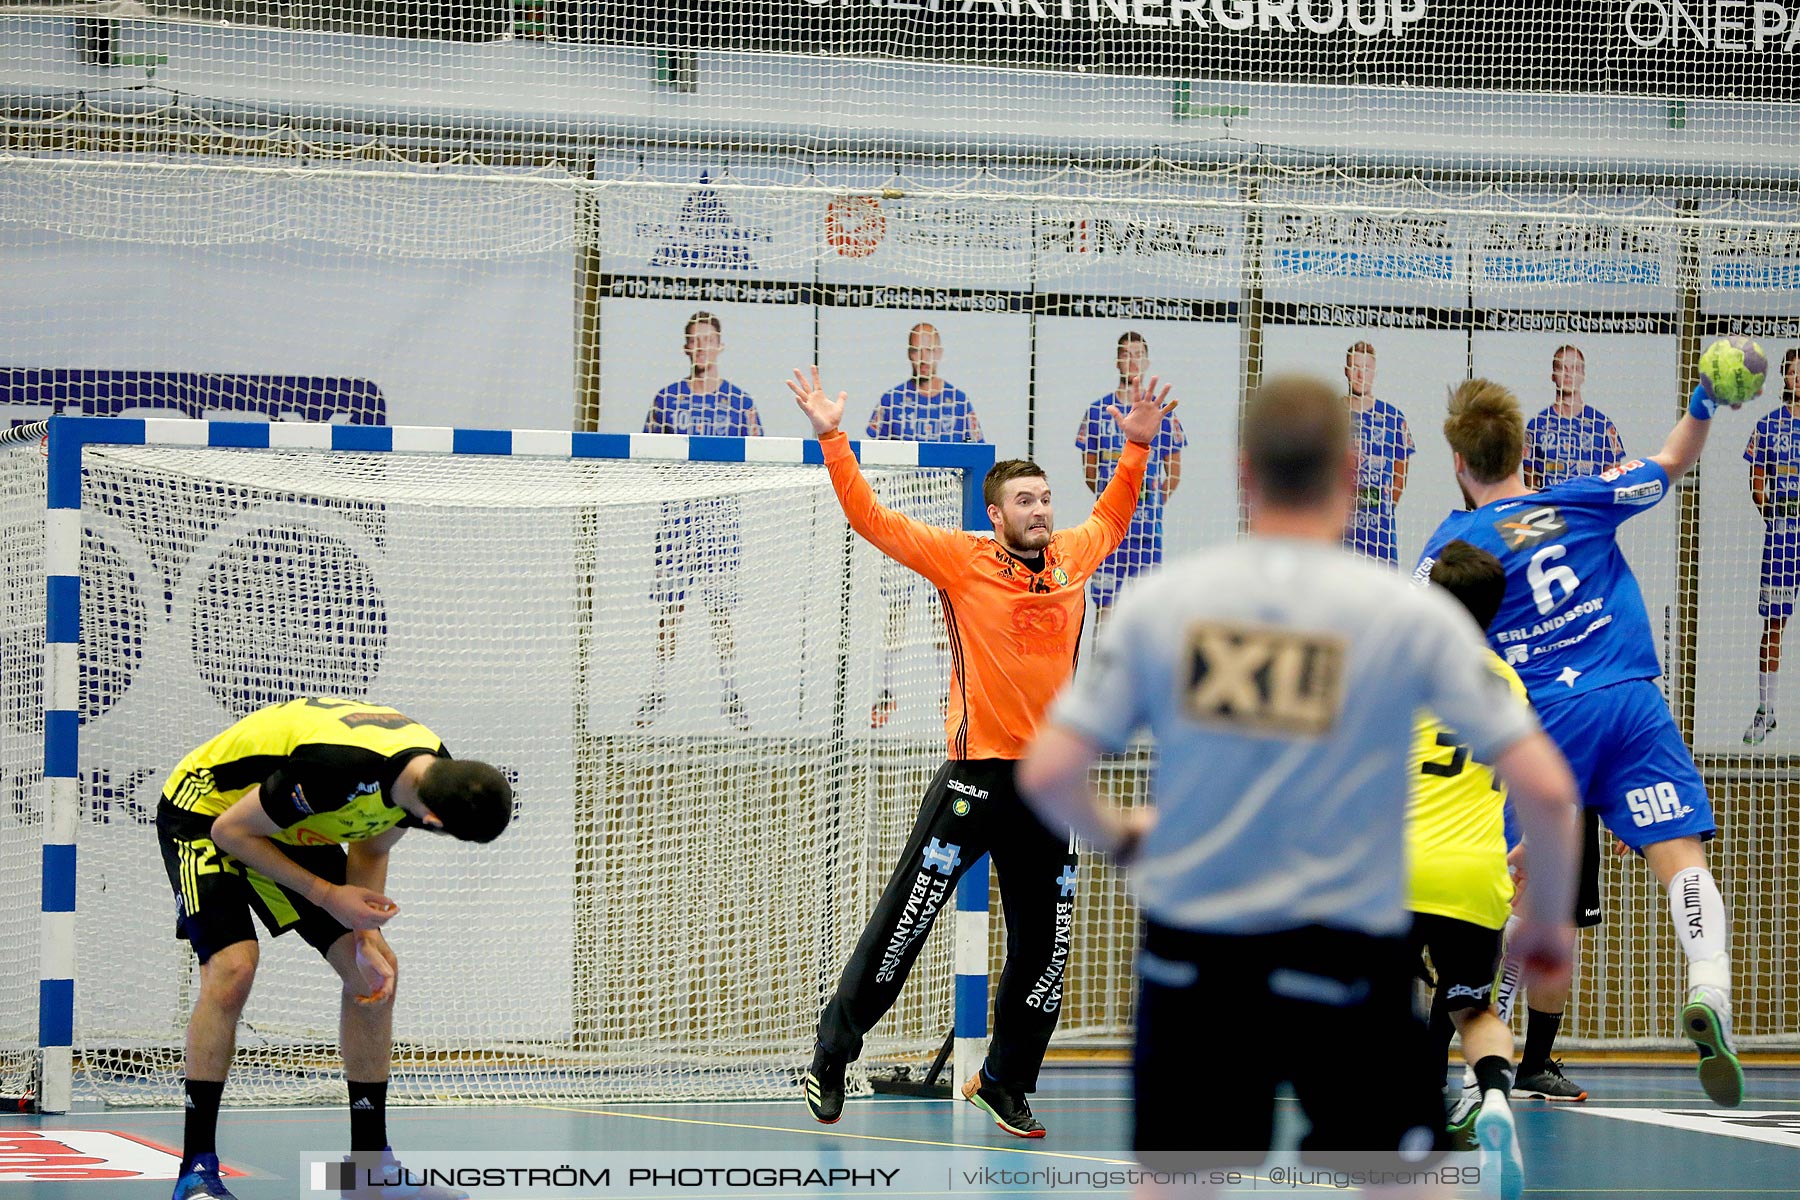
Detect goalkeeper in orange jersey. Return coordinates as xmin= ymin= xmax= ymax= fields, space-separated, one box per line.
xmin=787 ymin=363 xmax=1176 ymax=1139
xmin=161 ymin=698 xmax=511 ymax=1200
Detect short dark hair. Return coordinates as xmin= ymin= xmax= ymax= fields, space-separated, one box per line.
xmin=684 ymin=311 xmax=721 ymax=340
xmin=1117 ymin=330 xmax=1147 ymax=351
xmin=1241 ymin=374 xmax=1351 ymax=506
xmin=1346 ymin=340 xmax=1376 ymax=360
xmin=1784 ymin=346 xmax=1800 ymax=406
xmin=983 ymin=459 xmax=1047 ymax=509
xmin=1428 ymin=539 xmax=1508 ymax=633
xmin=1444 ymin=379 xmax=1525 ymax=484
xmin=416 ymin=758 xmax=513 ymax=843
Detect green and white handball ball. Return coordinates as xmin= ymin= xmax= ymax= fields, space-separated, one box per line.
xmin=1698 ymin=335 xmax=1769 ymax=409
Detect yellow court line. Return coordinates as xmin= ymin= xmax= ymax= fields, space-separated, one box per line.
xmin=527 ymin=1103 xmax=1135 ymax=1165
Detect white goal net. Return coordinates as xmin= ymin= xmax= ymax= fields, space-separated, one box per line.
xmin=0 ymin=432 xmax=988 ymax=1104
xmin=4 ymin=0 xmax=1798 ymax=1069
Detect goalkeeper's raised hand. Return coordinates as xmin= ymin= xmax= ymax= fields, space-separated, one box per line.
xmin=788 ymin=366 xmax=847 ymax=438
xmin=1108 ymin=375 xmax=1178 ymax=447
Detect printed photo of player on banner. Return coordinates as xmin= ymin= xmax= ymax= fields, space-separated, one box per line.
xmin=1033 ymin=316 xmax=1239 ymax=640
xmin=1260 ymin=323 xmax=1464 ymax=570
xmin=1697 ymin=314 xmax=1800 ymax=753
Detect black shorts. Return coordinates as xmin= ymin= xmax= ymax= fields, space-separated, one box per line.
xmin=1407 ymin=913 xmax=1503 ymax=1013
xmin=1575 ymin=806 xmax=1603 ymax=929
xmin=156 ymin=802 xmax=352 ymax=964
xmin=1134 ymin=921 xmax=1446 ymax=1170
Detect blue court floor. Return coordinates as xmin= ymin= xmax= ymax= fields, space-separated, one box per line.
xmin=5 ymin=1062 xmax=1797 ymax=1198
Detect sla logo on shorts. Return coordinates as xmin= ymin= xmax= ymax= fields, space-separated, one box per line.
xmin=1626 ymin=781 xmax=1694 ymax=827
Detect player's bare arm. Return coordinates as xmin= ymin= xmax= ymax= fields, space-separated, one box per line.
xmin=1161 ymin=450 xmax=1182 ymax=500
xmin=344 ymin=835 xmax=401 ymax=1004
xmin=1391 ymin=456 xmax=1409 ymax=507
xmin=1651 ymin=411 xmax=1715 ymax=483
xmin=788 ymin=366 xmax=846 ymax=437
xmin=1106 ymin=375 xmax=1178 ymax=445
xmin=209 ymin=789 xmax=398 ymax=931
xmin=1751 ymin=464 xmax=1771 ymax=521
xmin=1018 ymin=724 xmax=1155 ymax=864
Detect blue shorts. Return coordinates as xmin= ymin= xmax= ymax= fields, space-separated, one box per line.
xmin=1537 ymin=678 xmax=1714 ymax=851
xmin=1759 ymin=526 xmax=1799 ymax=619
xmin=653 ymin=497 xmax=742 ymax=607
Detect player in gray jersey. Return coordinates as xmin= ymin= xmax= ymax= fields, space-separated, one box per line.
xmin=1020 ymin=375 xmax=1580 ymax=1196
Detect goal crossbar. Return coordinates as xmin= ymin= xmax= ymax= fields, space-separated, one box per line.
xmin=28 ymin=414 xmax=994 ymax=1113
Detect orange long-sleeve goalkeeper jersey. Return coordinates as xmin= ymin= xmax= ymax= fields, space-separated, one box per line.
xmin=823 ymin=430 xmax=1148 ymax=760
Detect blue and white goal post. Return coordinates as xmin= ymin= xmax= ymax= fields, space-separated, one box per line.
xmin=15 ymin=414 xmax=995 ymax=1113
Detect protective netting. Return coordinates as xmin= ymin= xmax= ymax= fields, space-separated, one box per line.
xmin=4 ymin=0 xmax=1799 ymax=1068
xmin=0 ymin=442 xmax=46 ymax=1100
xmin=0 ymin=439 xmax=978 ymax=1104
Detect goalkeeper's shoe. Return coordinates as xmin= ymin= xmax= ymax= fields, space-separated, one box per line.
xmin=172 ymin=1154 xmax=238 ymax=1200
xmin=804 ymin=1047 xmax=846 ymax=1124
xmin=339 ymin=1149 xmax=469 ymax=1199
xmin=1682 ymin=985 xmax=1744 ymax=1108
xmin=1743 ymin=706 xmax=1777 ymax=746
xmin=962 ymin=1068 xmax=1046 ymax=1138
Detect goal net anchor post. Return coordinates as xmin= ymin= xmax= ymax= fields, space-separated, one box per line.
xmin=27 ymin=413 xmax=994 ymax=1114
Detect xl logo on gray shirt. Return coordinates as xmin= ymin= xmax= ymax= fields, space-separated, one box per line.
xmin=1183 ymin=621 xmax=1347 ymax=736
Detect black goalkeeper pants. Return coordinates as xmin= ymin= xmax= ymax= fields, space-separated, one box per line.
xmin=815 ymin=758 xmax=1078 ymax=1092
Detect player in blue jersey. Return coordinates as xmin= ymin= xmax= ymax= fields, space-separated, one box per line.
xmin=1343 ymin=340 xmax=1415 ymax=565
xmin=1522 ymin=345 xmax=1627 ymax=492
xmin=636 ymin=311 xmax=763 ymax=732
xmin=865 ymin=323 xmax=984 ymax=444
xmin=1417 ymin=375 xmax=1745 ymax=1107
xmin=1074 ymin=332 xmax=1187 ymax=619
xmin=1743 ymin=347 xmax=1800 ymax=746
xmin=864 ymin=323 xmax=986 ymax=728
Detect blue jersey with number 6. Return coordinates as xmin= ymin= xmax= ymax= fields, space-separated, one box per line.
xmin=1414 ymin=458 xmax=1668 ymax=709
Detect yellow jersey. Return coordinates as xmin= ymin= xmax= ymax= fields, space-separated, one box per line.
xmin=1404 ymin=652 xmax=1528 ymax=930
xmin=161 ymin=698 xmax=445 ymax=847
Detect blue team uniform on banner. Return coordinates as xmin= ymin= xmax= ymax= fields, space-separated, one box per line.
xmin=1745 ymin=406 xmax=1800 ymax=620
xmin=865 ymin=381 xmax=982 ymax=443
xmin=644 ymin=380 xmax=762 ymax=605
xmin=1074 ymin=395 xmax=1187 ymax=608
xmin=1523 ymin=404 xmax=1625 ymax=487
xmin=645 ymin=379 xmax=760 ymax=437
xmin=1346 ymin=399 xmax=1414 ymax=565
xmin=1417 ymin=458 xmax=1713 ymax=849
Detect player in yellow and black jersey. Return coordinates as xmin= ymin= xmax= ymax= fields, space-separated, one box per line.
xmin=1405 ymin=542 xmax=1574 ymax=1193
xmin=158 ymin=697 xmax=511 ymax=1200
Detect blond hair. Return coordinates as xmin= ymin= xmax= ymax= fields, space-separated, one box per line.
xmin=1444 ymin=379 xmax=1524 ymax=484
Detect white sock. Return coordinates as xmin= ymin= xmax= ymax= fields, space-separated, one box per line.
xmin=1667 ymin=866 xmax=1732 ymax=995
xmin=1492 ymin=912 xmax=1523 ymax=1025
xmin=1759 ymin=671 xmax=1778 ymax=713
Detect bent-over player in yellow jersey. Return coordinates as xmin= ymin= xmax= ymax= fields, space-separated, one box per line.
xmin=158 ymin=698 xmax=512 ymax=1200
xmin=1405 ymin=541 xmax=1565 ymax=1196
